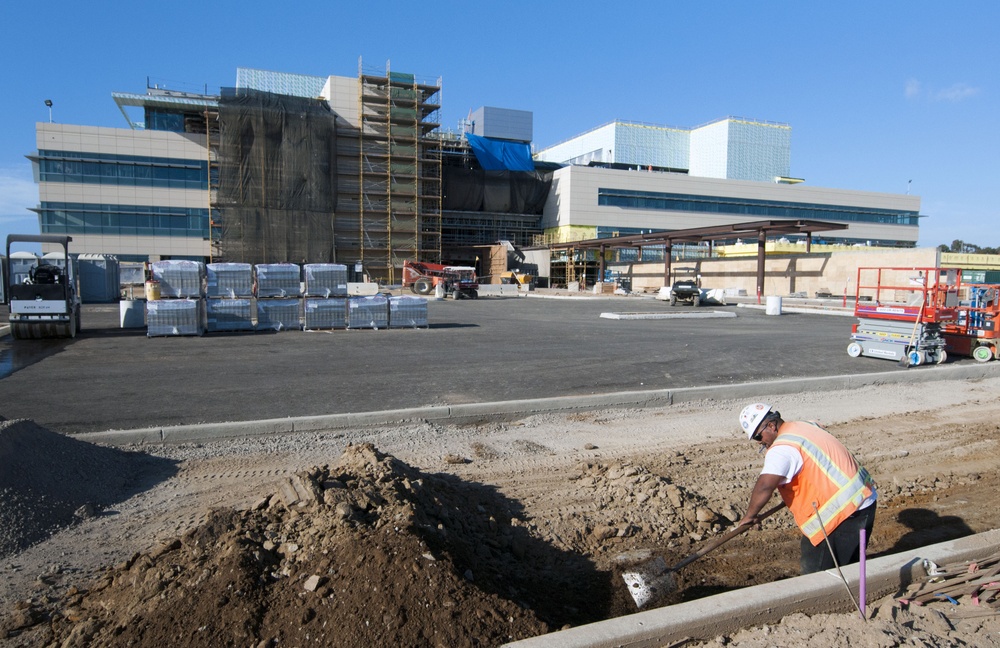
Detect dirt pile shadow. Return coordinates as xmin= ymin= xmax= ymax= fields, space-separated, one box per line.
xmin=0 ymin=419 xmax=178 ymax=558
xmin=2 ymin=443 xmax=612 ymax=647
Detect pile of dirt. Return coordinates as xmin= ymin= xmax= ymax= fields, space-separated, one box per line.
xmin=1 ymin=443 xmax=620 ymax=647
xmin=562 ymin=459 xmax=742 ymax=546
xmin=0 ymin=419 xmax=176 ymax=558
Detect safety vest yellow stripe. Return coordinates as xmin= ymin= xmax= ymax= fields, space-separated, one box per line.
xmin=774 ymin=432 xmax=873 ymax=540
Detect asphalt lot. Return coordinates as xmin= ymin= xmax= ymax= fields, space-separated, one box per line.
xmin=0 ymin=294 xmax=938 ymax=434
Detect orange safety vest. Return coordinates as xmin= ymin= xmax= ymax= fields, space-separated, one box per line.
xmin=769 ymin=421 xmax=875 ymax=546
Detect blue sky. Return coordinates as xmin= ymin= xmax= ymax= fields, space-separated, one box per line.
xmin=2 ymin=1 xmax=997 ymax=248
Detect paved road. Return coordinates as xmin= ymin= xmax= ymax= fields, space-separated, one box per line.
xmin=0 ymin=295 xmax=936 ymax=434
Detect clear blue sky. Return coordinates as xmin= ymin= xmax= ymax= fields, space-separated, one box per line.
xmin=2 ymin=1 xmax=997 ymax=249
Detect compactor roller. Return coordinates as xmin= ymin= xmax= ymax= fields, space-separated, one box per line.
xmin=5 ymin=234 xmax=81 ymax=339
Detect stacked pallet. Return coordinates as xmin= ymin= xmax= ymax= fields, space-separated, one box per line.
xmin=303 ymin=264 xmax=348 ymax=331
xmin=348 ymin=294 xmax=389 ymax=330
xmin=256 ymin=264 xmax=302 ymax=331
xmin=388 ymin=295 xmax=428 ymax=328
xmin=147 ymin=260 xmax=205 ymax=337
xmin=206 ymin=263 xmax=254 ymax=332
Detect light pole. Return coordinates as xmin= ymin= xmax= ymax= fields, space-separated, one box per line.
xmin=44 ymin=99 xmax=52 ymax=123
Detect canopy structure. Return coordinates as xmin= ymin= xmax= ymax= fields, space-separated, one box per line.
xmin=548 ymin=219 xmax=849 ymax=294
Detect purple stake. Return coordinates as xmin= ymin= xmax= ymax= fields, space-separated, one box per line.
xmin=859 ymin=528 xmax=867 ymax=619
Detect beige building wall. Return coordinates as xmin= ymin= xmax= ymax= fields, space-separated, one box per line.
xmin=35 ymin=123 xmax=212 ymax=259
xmin=541 ymin=165 xmax=921 ymax=246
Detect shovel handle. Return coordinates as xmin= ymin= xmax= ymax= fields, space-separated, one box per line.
xmin=669 ymin=503 xmax=784 ymax=572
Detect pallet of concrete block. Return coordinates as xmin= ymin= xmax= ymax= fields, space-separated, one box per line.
xmin=347 ymin=295 xmax=388 ymax=330
xmin=150 ymin=260 xmax=206 ymax=298
xmin=147 ymin=299 xmax=205 ymax=337
xmin=255 ymin=263 xmax=301 ymax=298
xmin=257 ymin=298 xmax=302 ymax=332
xmin=207 ymin=263 xmax=253 ymax=298
xmin=304 ymin=263 xmax=348 ymax=298
xmin=206 ymin=298 xmax=255 ymax=332
xmin=303 ymin=298 xmax=348 ymax=331
xmin=388 ymin=295 xmax=428 ymax=328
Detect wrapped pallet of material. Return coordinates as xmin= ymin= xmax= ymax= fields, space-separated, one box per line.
xmin=303 ymin=298 xmax=348 ymax=330
xmin=147 ymin=299 xmax=205 ymax=337
xmin=257 ymin=298 xmax=302 ymax=331
xmin=150 ymin=260 xmax=206 ymax=298
xmin=388 ymin=295 xmax=428 ymax=328
xmin=207 ymin=263 xmax=254 ymax=298
xmin=347 ymin=295 xmax=389 ymax=330
xmin=255 ymin=263 xmax=301 ymax=298
xmin=304 ymin=264 xmax=349 ymax=297
xmin=206 ymin=298 xmax=255 ymax=332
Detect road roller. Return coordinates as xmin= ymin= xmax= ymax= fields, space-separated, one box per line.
xmin=4 ymin=234 xmax=81 ymax=339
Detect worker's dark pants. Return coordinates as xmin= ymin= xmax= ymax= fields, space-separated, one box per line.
xmin=800 ymin=502 xmax=877 ymax=575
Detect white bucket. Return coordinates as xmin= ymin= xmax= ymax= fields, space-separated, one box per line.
xmin=119 ymin=300 xmax=145 ymax=328
xmin=765 ymin=296 xmax=783 ymax=316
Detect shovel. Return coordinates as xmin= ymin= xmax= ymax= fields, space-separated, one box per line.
xmin=622 ymin=503 xmax=784 ymax=609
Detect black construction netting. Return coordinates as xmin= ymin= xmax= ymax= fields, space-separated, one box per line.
xmin=216 ymin=90 xmax=337 ymax=264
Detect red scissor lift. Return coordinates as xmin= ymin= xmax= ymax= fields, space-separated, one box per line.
xmin=847 ymin=267 xmax=960 ymax=366
xmin=941 ymin=275 xmax=1000 ymax=363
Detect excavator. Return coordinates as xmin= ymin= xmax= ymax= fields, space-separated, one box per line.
xmin=4 ymin=234 xmax=81 ymax=339
xmin=402 ymin=260 xmax=479 ymax=299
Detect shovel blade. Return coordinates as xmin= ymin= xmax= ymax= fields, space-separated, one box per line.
xmin=622 ymin=556 xmax=677 ymax=608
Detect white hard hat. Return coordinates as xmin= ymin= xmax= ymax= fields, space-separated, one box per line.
xmin=739 ymin=403 xmax=772 ymax=439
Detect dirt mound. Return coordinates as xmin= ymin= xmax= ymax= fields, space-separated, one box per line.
xmin=0 ymin=419 xmax=176 ymax=558
xmin=566 ymin=459 xmax=741 ymax=546
xmin=1 ymin=443 xmax=620 ymax=647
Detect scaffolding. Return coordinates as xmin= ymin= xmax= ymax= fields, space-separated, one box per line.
xmin=355 ymin=60 xmax=442 ymax=284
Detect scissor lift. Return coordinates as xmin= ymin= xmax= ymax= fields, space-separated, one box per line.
xmin=942 ymin=278 xmax=1000 ymax=362
xmin=847 ymin=267 xmax=960 ymax=366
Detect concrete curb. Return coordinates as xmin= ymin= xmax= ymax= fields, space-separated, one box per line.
xmin=72 ymin=361 xmax=1000 ymax=446
xmin=502 ymin=529 xmax=1000 ymax=647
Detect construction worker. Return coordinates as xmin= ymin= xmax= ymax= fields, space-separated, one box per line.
xmin=737 ymin=402 xmax=877 ymax=574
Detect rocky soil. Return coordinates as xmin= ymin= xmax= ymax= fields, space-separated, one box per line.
xmin=2 ymin=375 xmax=1000 ymax=646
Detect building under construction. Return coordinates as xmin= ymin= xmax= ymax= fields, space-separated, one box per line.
xmin=30 ymin=63 xmax=920 ymax=288
xmin=31 ymin=64 xmax=550 ymax=284
xmin=217 ymin=65 xmax=531 ymax=283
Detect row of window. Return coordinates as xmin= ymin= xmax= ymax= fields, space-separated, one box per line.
xmin=38 ymin=202 xmax=210 ymax=238
xmin=597 ymin=188 xmax=920 ymax=226
xmin=37 ymin=150 xmax=209 ymax=190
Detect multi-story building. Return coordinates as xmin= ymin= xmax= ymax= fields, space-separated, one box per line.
xmin=30 ymin=114 xmax=214 ymax=261
xmin=27 ymin=65 xmax=920 ymax=282
xmin=28 ymin=66 xmax=549 ymax=282
xmin=535 ymin=118 xmax=919 ymax=251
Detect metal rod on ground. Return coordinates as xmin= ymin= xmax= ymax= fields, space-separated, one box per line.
xmin=812 ymin=502 xmax=865 ymax=620
xmin=859 ymin=528 xmax=867 ymax=619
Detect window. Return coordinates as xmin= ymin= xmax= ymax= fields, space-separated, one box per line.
xmin=38 ymin=202 xmax=210 ymax=238
xmin=597 ymin=188 xmax=919 ymax=226
xmin=37 ymin=150 xmax=208 ymax=190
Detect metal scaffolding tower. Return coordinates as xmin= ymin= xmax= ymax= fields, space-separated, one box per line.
xmin=356 ymin=60 xmax=442 ymax=283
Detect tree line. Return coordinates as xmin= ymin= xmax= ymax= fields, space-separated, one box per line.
xmin=938 ymin=240 xmax=1000 ymax=255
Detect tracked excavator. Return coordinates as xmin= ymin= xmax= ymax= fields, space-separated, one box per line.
xmin=4 ymin=234 xmax=81 ymax=339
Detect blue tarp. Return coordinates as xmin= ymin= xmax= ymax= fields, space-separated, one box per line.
xmin=465 ymin=133 xmax=534 ymax=172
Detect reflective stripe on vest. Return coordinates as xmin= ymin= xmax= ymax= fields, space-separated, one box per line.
xmin=772 ymin=423 xmax=874 ymax=545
